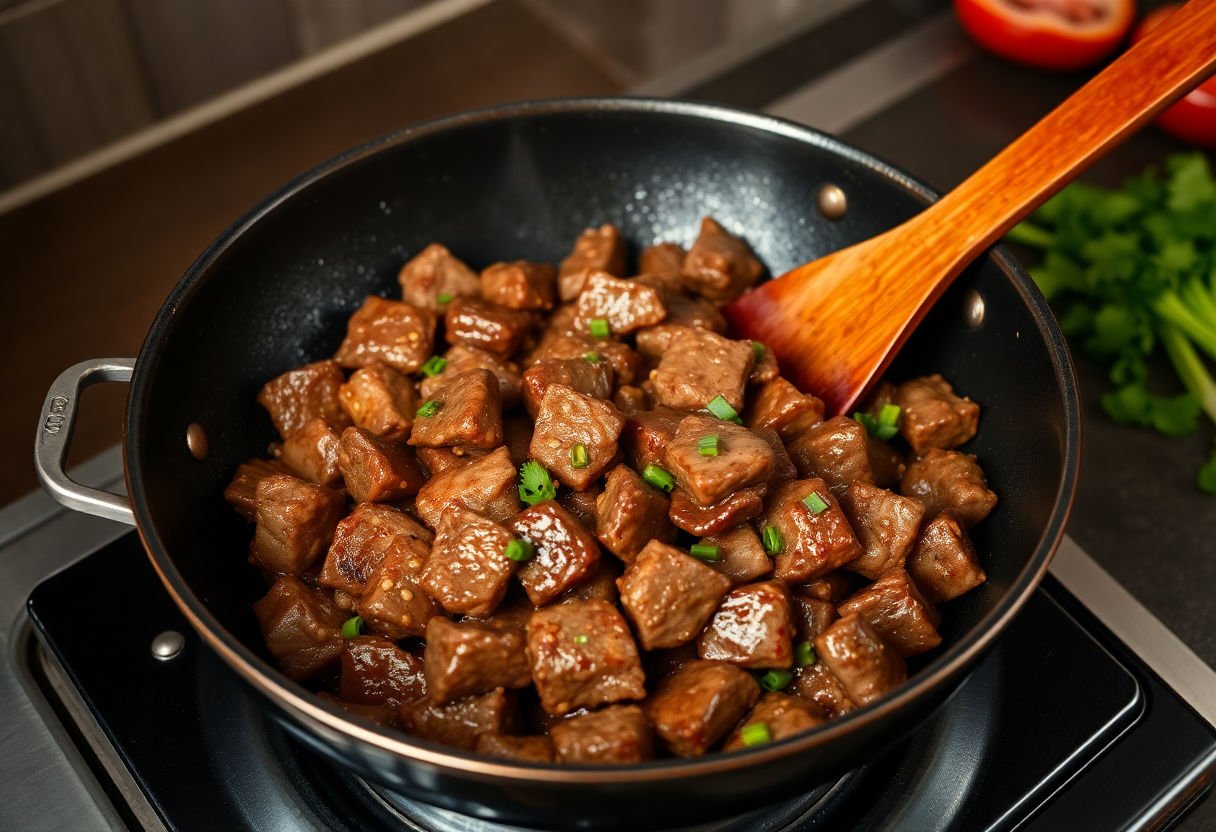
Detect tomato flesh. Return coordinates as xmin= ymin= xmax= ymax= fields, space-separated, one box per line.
xmin=954 ymin=0 xmax=1134 ymax=71
xmin=1133 ymin=4 xmax=1216 ymax=147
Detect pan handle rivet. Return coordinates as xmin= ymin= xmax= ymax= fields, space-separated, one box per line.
xmin=151 ymin=630 xmax=185 ymax=661
xmin=816 ymin=183 xmax=847 ymax=220
xmin=186 ymin=423 xmax=208 ymax=461
xmin=963 ymin=289 xmax=986 ymax=329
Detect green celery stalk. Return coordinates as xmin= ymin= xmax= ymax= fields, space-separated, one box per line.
xmin=1160 ymin=324 xmax=1216 ymax=424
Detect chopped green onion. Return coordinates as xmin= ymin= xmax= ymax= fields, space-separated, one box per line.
xmin=436 ymin=292 xmax=454 ymax=304
xmin=794 ymin=641 xmax=817 ymax=668
xmin=518 ymin=460 xmax=558 ymax=505
xmin=689 ymin=542 xmax=721 ymax=562
xmin=416 ymin=400 xmax=442 ymax=418
xmin=740 ymin=722 xmax=772 ymax=747
xmin=570 ymin=444 xmax=589 ymax=469
xmin=642 ymin=464 xmax=675 ymax=493
xmin=341 ymin=616 xmax=363 ymax=639
xmin=583 ymin=352 xmax=602 ymax=364
xmin=420 ymin=355 xmax=447 ymax=378
xmin=698 ymin=434 xmax=720 ymax=456
xmin=751 ymin=340 xmax=766 ymax=360
xmin=878 ymin=403 xmax=901 ymax=426
xmin=761 ymin=525 xmax=783 ymax=555
xmin=573 ymin=634 xmax=590 ymax=645
xmin=589 ymin=318 xmax=611 ymax=338
xmin=504 ymin=538 xmax=534 ymax=562
xmin=802 ymin=492 xmax=829 ymax=515
xmin=855 ymin=405 xmax=901 ymax=441
xmin=707 ymin=395 xmax=743 ymax=424
xmin=853 ymin=411 xmax=879 ymax=435
xmin=759 ymin=669 xmax=794 ymax=691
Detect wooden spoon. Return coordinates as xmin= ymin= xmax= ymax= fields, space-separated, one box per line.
xmin=725 ymin=0 xmax=1216 ymax=416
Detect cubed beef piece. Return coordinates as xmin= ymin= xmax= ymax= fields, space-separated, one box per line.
xmin=622 ymin=407 xmax=684 ymax=471
xmin=252 ymin=475 xmax=345 ymax=575
xmin=669 ymin=485 xmax=766 ymax=536
xmin=559 ymin=225 xmax=627 ymax=300
xmin=635 ymin=323 xmax=695 ymax=370
xmin=556 ymin=556 xmax=621 ymax=605
xmin=645 ymin=660 xmax=759 ymax=757
xmin=765 ymin=478 xmax=861 ymax=583
xmin=722 ymin=692 xmax=825 ymax=751
xmin=787 ymin=416 xmax=875 ymax=494
xmin=838 ymin=569 xmax=941 ymax=657
xmin=613 ymin=385 xmax=649 ymax=415
xmin=839 ymin=482 xmax=926 ymax=580
xmin=338 ymin=363 xmax=416 ymax=441
xmin=703 ymin=525 xmax=772 ymax=585
xmin=530 ymin=385 xmax=624 ymax=491
xmin=551 ymin=705 xmax=654 ymax=765
xmin=320 ymin=503 xmax=432 ymax=595
xmin=617 ymin=541 xmax=732 ymax=650
xmin=338 ymin=427 xmax=426 ymax=503
xmin=335 ymin=296 xmax=436 ymax=373
xmin=896 ymin=374 xmax=980 ymax=456
xmin=797 ymin=572 xmax=855 ymax=602
xmin=340 ymin=635 xmax=428 ymax=707
xmin=681 ymin=216 xmax=763 ymax=303
xmin=319 ymin=693 xmax=400 ymax=729
xmin=258 ymin=359 xmax=350 ymax=439
xmin=398 ymin=243 xmax=480 ymax=310
xmin=757 ymin=427 xmax=798 ymax=484
xmin=815 ymin=614 xmax=907 ymax=705
xmin=416 ymin=446 xmax=488 ymax=476
xmin=901 ymin=449 xmax=997 ymax=528
xmin=907 ymin=511 xmax=987 ymax=602
xmin=421 ymin=344 xmax=523 ymax=409
xmin=697 ymin=580 xmax=794 ymax=669
xmin=663 ymin=415 xmax=774 ymax=506
xmin=253 ymin=576 xmax=346 ymax=680
xmin=530 ymin=333 xmax=642 ymax=385
xmin=662 ymin=290 xmax=727 ymax=331
xmin=748 ymin=342 xmax=780 ymax=384
xmin=650 ymin=329 xmax=753 ymax=413
xmin=573 ymin=271 xmax=667 ymax=335
xmin=475 ymin=734 xmax=555 ymax=763
xmin=478 ymin=589 xmax=537 ymax=631
xmin=595 ymin=465 xmax=675 ymax=562
xmin=526 ymin=600 xmax=646 ymax=714
xmin=560 ymin=483 xmax=602 ymax=532
xmin=859 ymin=380 xmax=898 ymax=415
xmin=639 ymin=242 xmax=686 ymax=281
xmin=358 ymin=540 xmax=441 ymax=640
xmin=225 ymin=458 xmax=289 ymax=521
xmin=643 ymin=642 xmax=700 ymax=684
xmin=278 ymin=417 xmax=342 ymax=486
xmin=419 ymin=506 xmax=516 ymax=617
xmin=790 ymin=662 xmax=856 ymax=719
xmin=480 ymin=260 xmax=557 ymax=310
xmin=409 ymin=369 xmax=503 ymax=450
xmin=444 ymin=297 xmax=533 ymax=358
xmin=415 ymin=446 xmax=521 ymax=529
xmin=511 ymin=501 xmax=602 ymax=605
xmin=867 ymin=437 xmax=908 ymax=489
xmin=521 ymin=358 xmax=614 ymax=419
xmin=424 ymin=618 xmax=532 ymax=703
xmin=745 ymin=377 xmax=824 ymax=443
xmin=400 ymin=688 xmax=517 ymax=750
xmin=541 ymin=303 xmax=582 ymax=340
xmin=788 ymin=598 xmax=832 ymax=646
xmin=503 ymin=414 xmax=533 ymax=467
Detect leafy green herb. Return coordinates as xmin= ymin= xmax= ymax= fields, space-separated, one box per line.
xmin=518 ymin=460 xmax=557 ymax=505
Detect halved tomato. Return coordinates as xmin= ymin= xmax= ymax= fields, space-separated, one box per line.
xmin=954 ymin=0 xmax=1135 ymax=71
xmin=1133 ymin=4 xmax=1216 ymax=147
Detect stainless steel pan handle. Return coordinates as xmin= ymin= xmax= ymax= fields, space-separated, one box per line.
xmin=34 ymin=358 xmax=137 ymax=525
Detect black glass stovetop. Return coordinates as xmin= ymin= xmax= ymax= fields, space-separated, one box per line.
xmin=23 ymin=533 xmax=1216 ymax=831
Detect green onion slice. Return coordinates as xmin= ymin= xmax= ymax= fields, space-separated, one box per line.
xmin=802 ymin=492 xmax=829 ymax=514
xmin=878 ymin=403 xmax=901 ymax=426
xmin=698 ymin=434 xmax=720 ymax=456
xmin=583 ymin=352 xmax=602 ymax=364
xmin=589 ymin=318 xmax=611 ymax=338
xmin=706 ymin=395 xmax=743 ymax=424
xmin=759 ymin=669 xmax=794 ymax=692
xmin=570 ymin=444 xmax=590 ymax=469
xmin=341 ymin=616 xmax=363 ymax=639
xmin=689 ymin=542 xmax=721 ymax=562
xmin=436 ymin=292 xmax=454 ymax=304
xmin=794 ymin=641 xmax=817 ymax=668
xmin=761 ymin=525 xmax=783 ymax=556
xmin=740 ymin=722 xmax=773 ymax=747
xmin=751 ymin=340 xmax=766 ymax=360
xmin=853 ymin=411 xmax=879 ymax=435
xmin=573 ymin=634 xmax=590 ymax=645
xmin=518 ymin=460 xmax=558 ymax=505
xmin=642 ymin=464 xmax=675 ymax=493
xmin=416 ymin=400 xmax=442 ymax=418
xmin=420 ymin=355 xmax=447 ymax=378
xmin=504 ymin=539 xmax=534 ymax=562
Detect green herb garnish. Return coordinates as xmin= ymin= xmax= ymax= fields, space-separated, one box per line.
xmin=589 ymin=318 xmax=611 ymax=338
xmin=341 ymin=616 xmax=363 ymax=639
xmin=802 ymin=492 xmax=828 ymax=515
xmin=518 ymin=460 xmax=557 ymax=505
xmin=761 ymin=525 xmax=783 ymax=555
xmin=740 ymin=722 xmax=772 ymax=747
xmin=689 ymin=542 xmax=721 ymax=562
xmin=420 ymin=355 xmax=447 ymax=378
xmin=759 ymin=669 xmax=793 ymax=691
xmin=707 ymin=394 xmax=743 ymax=424
xmin=504 ymin=539 xmax=534 ymax=562
xmin=415 ymin=400 xmax=442 ymax=417
xmin=698 ymin=434 xmax=720 ymax=456
xmin=642 ymin=464 xmax=675 ymax=493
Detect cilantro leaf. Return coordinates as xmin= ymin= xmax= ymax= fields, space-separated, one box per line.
xmin=518 ymin=460 xmax=557 ymax=506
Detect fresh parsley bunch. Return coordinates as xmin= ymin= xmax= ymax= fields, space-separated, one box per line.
xmin=1007 ymin=152 xmax=1216 ymax=493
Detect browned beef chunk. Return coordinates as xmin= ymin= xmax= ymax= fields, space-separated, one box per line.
xmin=503 ymin=414 xmax=534 ymax=467
xmin=651 ymin=329 xmax=754 ymax=413
xmin=511 ymin=501 xmax=602 ymax=605
xmin=900 ymin=449 xmax=997 ymax=528
xmin=420 ymin=344 xmax=523 ymax=409
xmin=573 ymin=271 xmax=667 ymax=335
xmin=340 ymin=635 xmax=428 ymax=707
xmin=338 ymin=364 xmax=416 ymax=441
xmin=225 ymin=458 xmax=290 ymax=521
xmin=907 ymin=511 xmax=987 ymax=602
xmin=529 ymin=333 xmax=643 ymax=386
xmin=334 ymin=296 xmax=436 ymax=374
xmin=595 ymin=465 xmax=675 ymax=562
xmin=258 ymin=359 xmax=350 ymax=439
xmin=357 ymin=539 xmax=441 ymax=640
xmin=839 ymin=482 xmax=925 ymax=580
xmin=697 ymin=580 xmax=794 ymax=669
xmin=703 ymin=525 xmax=772 ymax=585
xmin=859 ymin=380 xmax=898 ymax=415
xmin=617 ymin=541 xmax=731 ymax=650
xmin=867 ymin=438 xmax=907 ymax=489
xmin=645 ymin=660 xmax=759 ymax=757
xmin=748 ymin=343 xmax=779 ymax=384
xmin=613 ymin=385 xmax=649 ymax=415
xmin=526 ymin=600 xmax=646 ymax=714
xmin=662 ymin=290 xmax=728 ymax=331
xmin=797 ymin=572 xmax=855 ymax=603
xmin=756 ymin=428 xmax=798 ymax=485
xmin=319 ymin=503 xmax=432 ymax=596
xmin=475 ymin=734 xmax=555 ymax=763
xmin=424 ymin=618 xmax=532 ymax=703
xmin=560 ymin=483 xmax=602 ymax=532
xmin=556 ymin=556 xmax=621 ymax=605
xmin=338 ymin=427 xmax=426 ymax=503
xmin=415 ymin=446 xmax=487 ymax=476
xmin=787 ymin=416 xmax=875 ymax=494
xmin=815 ymin=614 xmax=907 ymax=705
xmin=252 ymin=475 xmax=345 ymax=575
xmin=444 ymin=297 xmax=533 ymax=358
xmin=559 ymin=225 xmax=627 ymax=300
xmin=664 ymin=415 xmax=774 ymax=506
xmin=409 ymin=369 xmax=503 ymax=450
xmin=481 ymin=260 xmax=557 ymax=310
xmin=790 ymin=662 xmax=856 ymax=719
xmin=635 ymin=323 xmax=695 ymax=370
xmin=479 ymin=589 xmax=537 ymax=631
xmin=253 ymin=576 xmax=346 ymax=680
xmin=398 ymin=243 xmax=480 ymax=311
xmin=278 ymin=417 xmax=342 ymax=486
xmin=838 ymin=569 xmax=941 ymax=657
xmin=541 ymin=303 xmax=582 ymax=341
xmin=530 ymin=384 xmax=624 ymax=491
xmin=791 ymin=596 xmax=837 ymax=643
xmin=745 ymin=377 xmax=824 ymax=443
xmin=622 ymin=407 xmax=684 ymax=471
xmin=400 ymin=688 xmax=517 ymax=750
xmin=319 ymin=693 xmax=401 ymax=729
xmin=722 ymin=692 xmax=824 ymax=750
xmin=669 ymin=485 xmax=766 ymax=536
xmin=419 ymin=506 xmax=516 ymax=617
xmin=764 ymin=478 xmax=861 ymax=583
xmin=897 ymin=374 xmax=980 ymax=456
xmin=682 ymin=217 xmax=763 ymax=303
xmin=643 ymin=642 xmax=700 ymax=684
xmin=551 ymin=705 xmax=654 ymax=764
xmin=639 ymin=242 xmax=686 ymax=281
xmin=415 ymin=446 xmax=521 ymax=529
xmin=521 ymin=358 xmax=614 ymax=419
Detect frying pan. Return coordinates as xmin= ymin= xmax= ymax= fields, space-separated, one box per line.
xmin=35 ymin=98 xmax=1080 ymax=830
